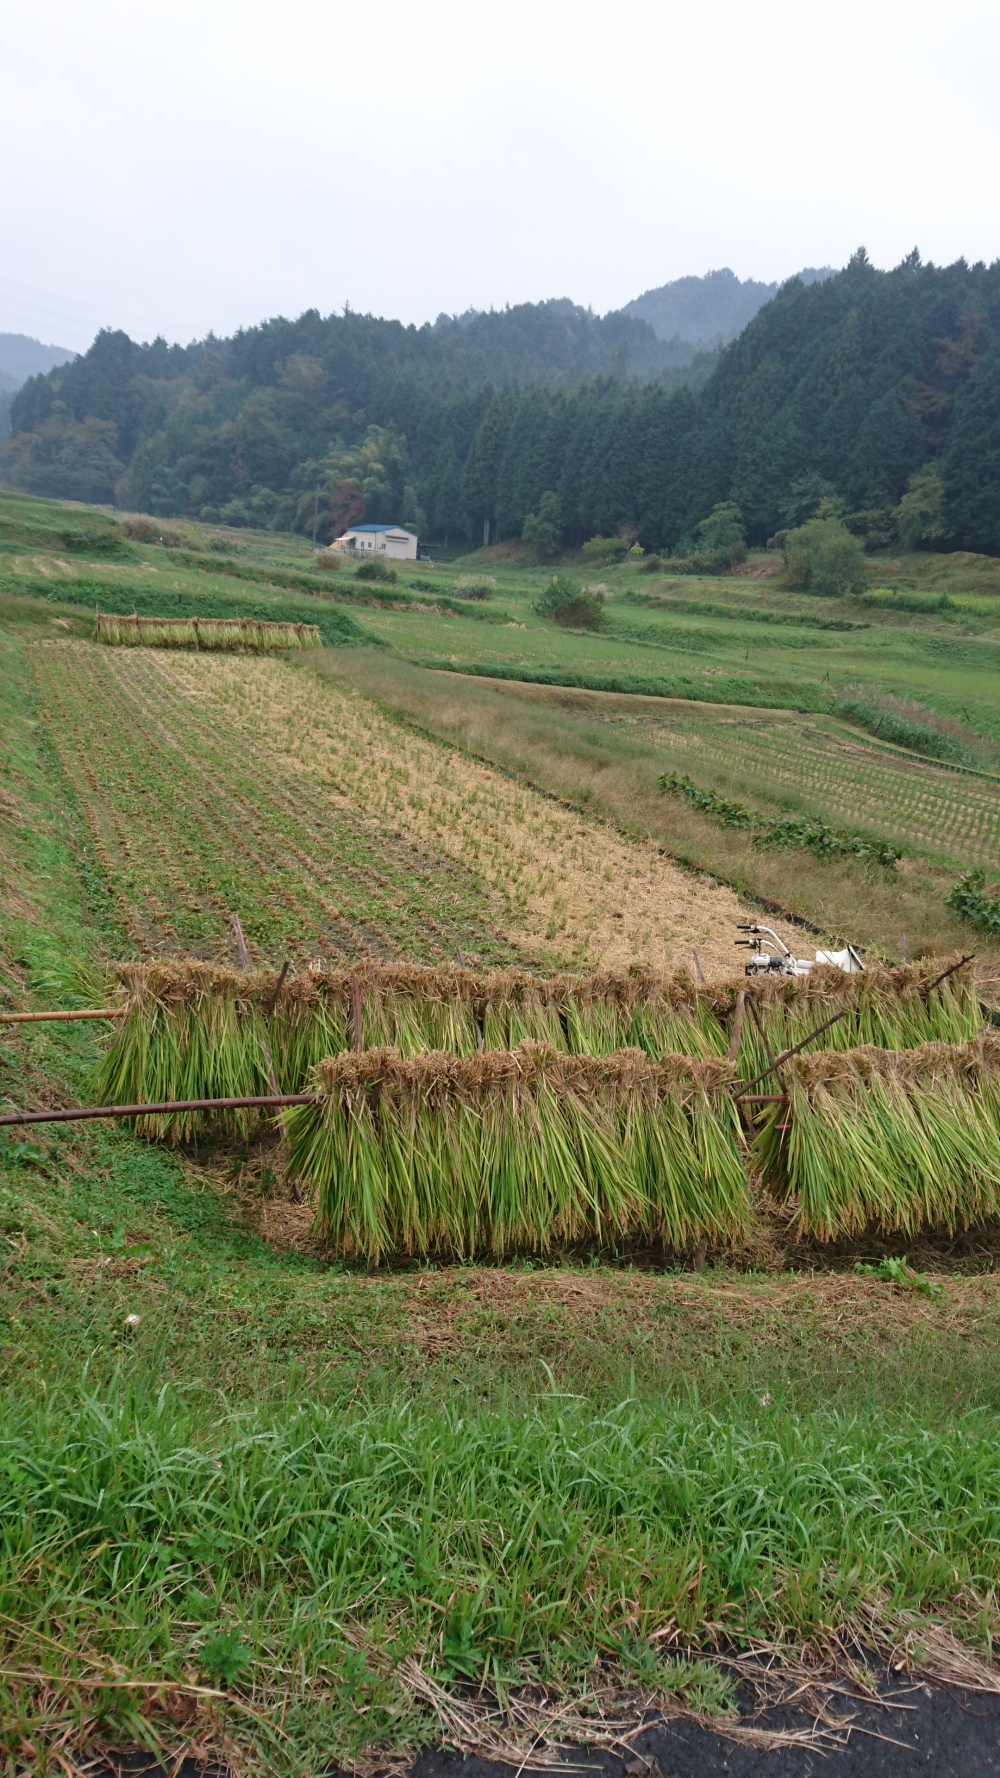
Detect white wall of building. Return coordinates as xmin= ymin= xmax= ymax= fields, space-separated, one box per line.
xmin=337 ymin=527 xmax=417 ymax=560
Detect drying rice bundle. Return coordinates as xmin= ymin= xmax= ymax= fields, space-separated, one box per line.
xmin=282 ymin=1044 xmax=748 ymax=1260
xmin=752 ymin=1032 xmax=1000 ymax=1240
xmin=736 ymin=958 xmax=978 ymax=1081
xmin=95 ymin=960 xmax=281 ymax=1138
xmin=97 ymin=957 xmax=981 ymax=1131
xmin=94 ymin=613 xmax=321 ymax=651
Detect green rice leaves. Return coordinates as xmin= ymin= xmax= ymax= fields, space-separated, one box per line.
xmin=284 ymin=1046 xmax=749 ymax=1261
xmin=753 ymin=1035 xmax=1000 ymax=1239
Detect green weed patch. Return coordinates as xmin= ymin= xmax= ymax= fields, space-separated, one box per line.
xmin=659 ymin=772 xmax=900 ymax=867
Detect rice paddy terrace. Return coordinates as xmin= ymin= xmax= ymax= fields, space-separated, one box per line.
xmin=30 ymin=638 xmax=791 ymax=975
xmin=7 ymin=492 xmax=1000 ymax=1773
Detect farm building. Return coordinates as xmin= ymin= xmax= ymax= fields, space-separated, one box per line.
xmin=334 ymin=523 xmax=418 ymax=560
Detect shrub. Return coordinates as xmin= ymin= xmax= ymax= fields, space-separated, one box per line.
xmin=895 ymin=467 xmax=945 ymax=552
xmin=312 ymin=549 xmax=343 ymax=572
xmin=947 ymin=873 xmax=1000 ymax=934
xmin=694 ymin=502 xmax=746 ymax=570
xmin=641 ymin=554 xmax=663 ymax=573
xmin=534 ymin=575 xmax=605 ymax=631
xmin=455 ymin=575 xmax=496 ymax=600
xmin=581 ymin=535 xmax=627 ymax=564
xmin=783 ymin=516 xmax=867 ymax=596
xmin=354 ymin=559 xmax=398 ymax=583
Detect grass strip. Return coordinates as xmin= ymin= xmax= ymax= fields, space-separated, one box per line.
xmin=0 ymin=570 xmax=373 ymax=647
xmin=2 ymin=1382 xmax=999 ymax=1773
xmin=413 ymin=658 xmax=830 ymax=712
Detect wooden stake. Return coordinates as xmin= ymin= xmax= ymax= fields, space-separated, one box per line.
xmin=727 ymin=990 xmax=746 ymax=1064
xmin=352 ymin=975 xmax=363 ymax=1051
xmin=692 ymin=950 xmax=706 ymax=984
xmin=230 ymin=913 xmax=250 ymax=969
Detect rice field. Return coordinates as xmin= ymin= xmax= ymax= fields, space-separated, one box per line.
xmin=33 ymin=640 xmax=799 ymax=976
xmin=632 ymin=709 xmax=1000 ymax=868
xmin=29 ymin=641 xmax=517 ymax=968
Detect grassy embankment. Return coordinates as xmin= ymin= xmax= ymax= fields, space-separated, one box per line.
xmin=3 ymin=493 xmax=1000 ymax=1768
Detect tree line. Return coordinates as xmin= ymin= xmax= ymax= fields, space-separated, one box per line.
xmin=4 ymin=253 xmax=1000 ymax=555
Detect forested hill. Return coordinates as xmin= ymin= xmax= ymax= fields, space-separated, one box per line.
xmin=621 ymin=265 xmax=835 ymax=346
xmin=4 ymin=252 xmax=1000 ymax=553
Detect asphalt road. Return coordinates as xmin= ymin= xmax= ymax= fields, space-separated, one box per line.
xmin=96 ymin=1678 xmax=1000 ymax=1777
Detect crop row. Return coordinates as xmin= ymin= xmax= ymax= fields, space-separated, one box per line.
xmin=667 ymin=720 xmax=1000 ymax=865
xmin=31 ymin=643 xmax=518 ymax=965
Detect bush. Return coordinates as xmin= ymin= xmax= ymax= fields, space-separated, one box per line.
xmin=534 ymin=575 xmax=605 ymax=631
xmin=354 ymin=559 xmax=398 ymax=583
xmin=895 ymin=467 xmax=945 ymax=552
xmin=455 ymin=575 xmax=496 ymax=600
xmin=948 ymin=873 xmax=1000 ymax=934
xmin=693 ymin=502 xmax=746 ymax=571
xmin=581 ymin=535 xmax=627 ymax=564
xmin=521 ymin=491 xmax=562 ymax=560
xmin=312 ymin=549 xmax=343 ymax=573
xmin=641 ymin=554 xmax=663 ymax=573
xmin=783 ymin=516 xmax=867 ymax=596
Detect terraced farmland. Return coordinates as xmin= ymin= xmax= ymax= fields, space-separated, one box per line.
xmin=626 ymin=710 xmax=1000 ymax=868
xmin=30 ymin=641 xmax=518 ymax=966
xmin=30 ymin=641 xmax=800 ymax=975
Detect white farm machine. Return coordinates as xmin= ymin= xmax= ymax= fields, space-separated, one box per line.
xmin=736 ymin=923 xmax=864 ymax=978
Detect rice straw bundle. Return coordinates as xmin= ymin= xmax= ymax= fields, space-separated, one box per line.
xmin=735 ymin=960 xmax=979 ymax=1080
xmin=282 ymin=1044 xmax=748 ymax=1260
xmin=94 ymin=613 xmax=321 ymax=651
xmin=752 ymin=1032 xmax=1000 ymax=1240
xmin=97 ymin=958 xmax=982 ymax=1129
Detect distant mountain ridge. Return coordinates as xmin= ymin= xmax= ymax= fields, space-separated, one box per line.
xmin=620 ymin=266 xmax=836 ymax=346
xmin=0 ymin=333 xmax=76 ymax=395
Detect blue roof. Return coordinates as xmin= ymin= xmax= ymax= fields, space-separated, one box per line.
xmin=348 ymin=522 xmax=411 ymax=533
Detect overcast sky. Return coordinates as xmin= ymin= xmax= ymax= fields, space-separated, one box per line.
xmin=2 ymin=0 xmax=999 ymax=352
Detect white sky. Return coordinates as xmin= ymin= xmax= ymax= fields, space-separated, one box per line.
xmin=2 ymin=0 xmax=999 ymax=351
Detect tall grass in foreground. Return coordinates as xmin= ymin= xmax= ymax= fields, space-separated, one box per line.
xmin=754 ymin=1033 xmax=1000 ymax=1238
xmin=94 ymin=612 xmax=321 ymax=650
xmin=2 ymin=1384 xmax=999 ymax=1773
xmin=96 ymin=957 xmax=979 ymax=1127
xmin=283 ymin=1046 xmax=747 ymax=1258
